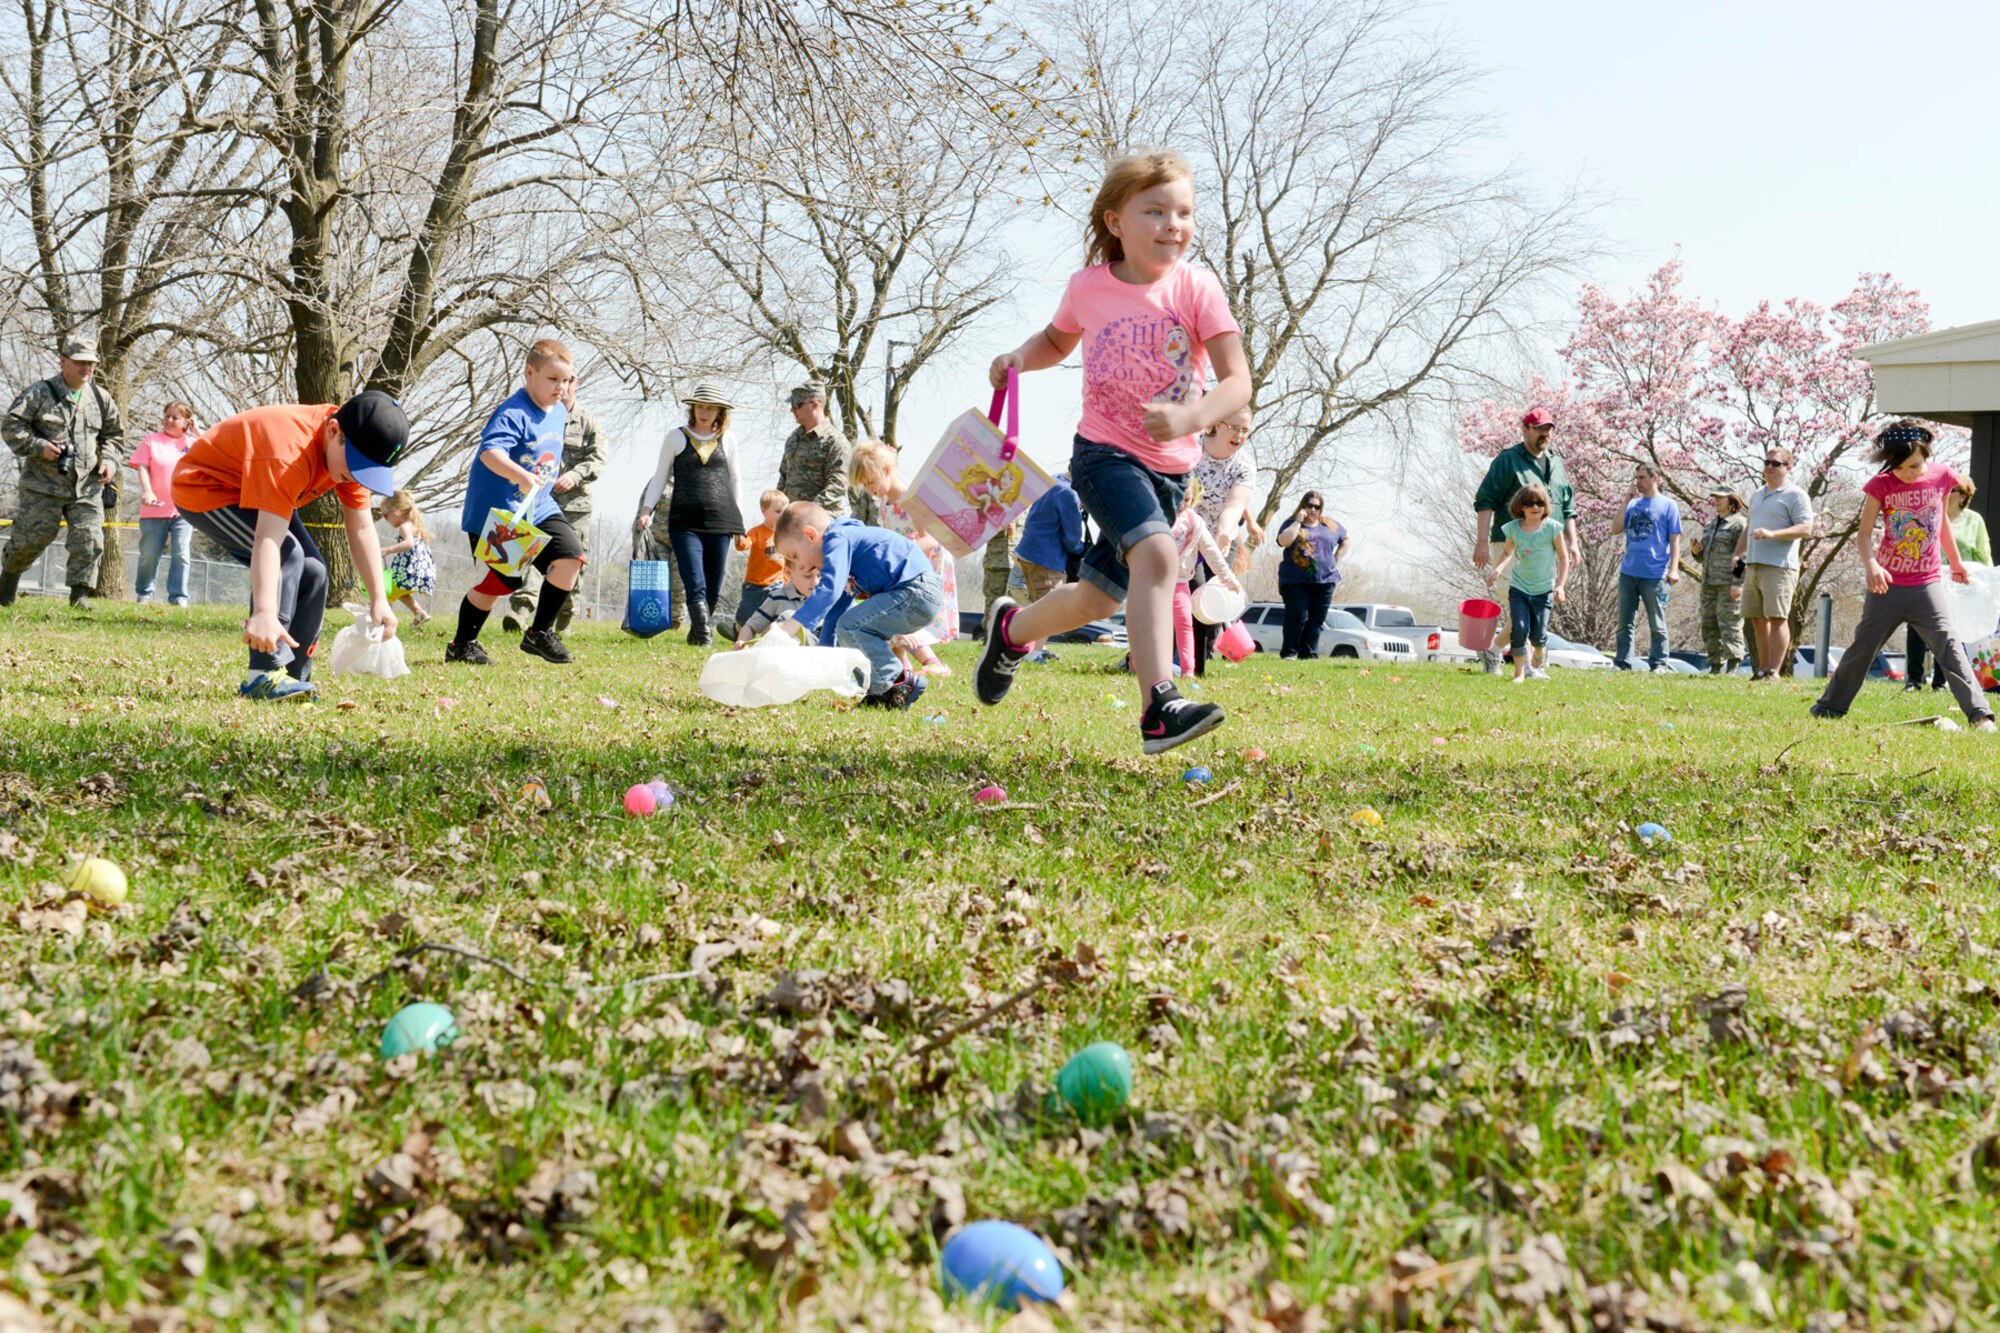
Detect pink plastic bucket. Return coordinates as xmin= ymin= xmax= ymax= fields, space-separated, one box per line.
xmin=1458 ymin=598 xmax=1503 ymax=653
xmin=1217 ymin=619 xmax=1256 ymax=663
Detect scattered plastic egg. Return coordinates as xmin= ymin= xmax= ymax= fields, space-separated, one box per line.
xmin=623 ymin=784 xmax=659 ymax=817
xmin=1182 ymin=766 xmax=1212 ymax=784
xmin=1054 ymin=1042 xmax=1134 ymax=1126
xmin=1350 ymin=807 xmax=1384 ymax=828
xmin=975 ymin=784 xmax=1007 ymax=805
xmin=380 ymin=1002 xmax=459 ymax=1060
xmin=939 ymin=1221 xmax=1065 ymax=1310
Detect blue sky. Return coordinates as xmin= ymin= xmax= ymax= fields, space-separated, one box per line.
xmin=594 ymin=0 xmax=2000 ymax=563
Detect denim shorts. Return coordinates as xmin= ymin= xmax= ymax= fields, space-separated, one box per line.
xmin=1068 ymin=436 xmax=1186 ymax=601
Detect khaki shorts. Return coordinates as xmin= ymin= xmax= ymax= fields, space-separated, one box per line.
xmin=1017 ymin=558 xmax=1066 ymax=604
xmin=1741 ymin=562 xmax=1797 ymax=620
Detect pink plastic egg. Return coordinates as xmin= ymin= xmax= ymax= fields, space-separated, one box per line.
xmin=974 ymin=784 xmax=1007 ymax=805
xmin=623 ymin=784 xmax=658 ymax=816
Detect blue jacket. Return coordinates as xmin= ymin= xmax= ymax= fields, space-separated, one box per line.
xmin=1016 ymin=474 xmax=1084 ymax=571
xmin=794 ymin=519 xmax=931 ymax=630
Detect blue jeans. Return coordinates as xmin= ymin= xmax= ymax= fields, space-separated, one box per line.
xmin=136 ymin=515 xmax=192 ymax=602
xmin=668 ymin=527 xmax=733 ymax=616
xmin=1279 ymin=581 xmax=1334 ymax=658
xmin=1509 ymin=587 xmax=1551 ymax=658
xmin=1615 ymin=573 xmax=1669 ymax=669
xmin=838 ymin=571 xmax=943 ymax=694
xmin=1067 ymin=437 xmax=1185 ymax=601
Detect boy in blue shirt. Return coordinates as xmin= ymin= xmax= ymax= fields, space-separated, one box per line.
xmin=447 ymin=339 xmax=580 ymax=665
xmin=1612 ymin=462 xmax=1683 ymax=671
xmin=769 ymin=501 xmax=944 ymax=709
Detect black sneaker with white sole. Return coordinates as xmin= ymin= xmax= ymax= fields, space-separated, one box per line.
xmin=445 ymin=639 xmax=493 ymax=665
xmin=520 ymin=628 xmax=573 ymax=663
xmin=974 ymin=597 xmax=1031 ymax=706
xmin=1139 ymin=679 xmax=1224 ymax=755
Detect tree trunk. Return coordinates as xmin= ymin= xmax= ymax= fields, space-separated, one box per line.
xmin=97 ymin=512 xmax=124 ymax=598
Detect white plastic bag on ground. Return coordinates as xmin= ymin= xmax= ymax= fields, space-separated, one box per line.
xmin=1947 ymin=565 xmax=2000 ymax=642
xmin=324 ymin=603 xmax=411 ymax=679
xmin=698 ymin=633 xmax=868 ymax=707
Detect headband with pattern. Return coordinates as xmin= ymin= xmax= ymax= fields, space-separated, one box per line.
xmin=1880 ymin=424 xmax=1933 ymax=448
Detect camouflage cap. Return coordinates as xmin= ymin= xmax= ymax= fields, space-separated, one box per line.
xmin=788 ymin=381 xmax=827 ymax=408
xmin=58 ymin=335 xmax=100 ymax=363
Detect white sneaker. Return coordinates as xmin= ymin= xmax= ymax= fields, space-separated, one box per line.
xmin=1977 ymin=718 xmax=1997 ymax=734
xmin=1527 ymin=666 xmax=1551 ymax=680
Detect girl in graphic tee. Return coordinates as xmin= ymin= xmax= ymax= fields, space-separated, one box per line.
xmin=976 ymin=150 xmax=1252 ymax=755
xmin=1810 ymin=420 xmax=1995 ymax=728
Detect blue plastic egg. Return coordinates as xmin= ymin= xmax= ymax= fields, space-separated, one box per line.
xmin=647 ymin=781 xmax=675 ymax=808
xmin=380 ymin=1002 xmax=459 ymax=1059
xmin=1182 ymin=766 xmax=1213 ymax=784
xmin=1635 ymin=822 xmax=1670 ymax=847
xmin=940 ymin=1221 xmax=1065 ymax=1309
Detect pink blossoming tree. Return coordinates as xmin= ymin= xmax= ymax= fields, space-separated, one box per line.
xmin=1459 ymin=260 xmax=1963 ymax=669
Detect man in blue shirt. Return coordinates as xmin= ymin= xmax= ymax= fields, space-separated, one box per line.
xmin=1612 ymin=463 xmax=1683 ymax=671
xmin=447 ymin=339 xmax=580 ymax=665
xmin=1014 ymin=472 xmax=1084 ymax=604
xmin=769 ymin=502 xmax=945 ymax=709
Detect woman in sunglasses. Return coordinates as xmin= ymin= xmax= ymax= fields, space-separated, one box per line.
xmin=1275 ymin=490 xmax=1349 ymax=658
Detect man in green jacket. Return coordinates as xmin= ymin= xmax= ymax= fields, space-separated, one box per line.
xmin=1471 ymin=406 xmax=1578 ymax=673
xmin=0 ymin=335 xmax=125 ymax=609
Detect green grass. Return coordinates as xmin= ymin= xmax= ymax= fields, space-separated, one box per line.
xmin=6 ymin=600 xmax=2000 ymax=1330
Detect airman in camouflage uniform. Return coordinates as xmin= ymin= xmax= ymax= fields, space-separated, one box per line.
xmin=1694 ymin=486 xmax=1748 ymax=673
xmin=505 ymin=390 xmax=606 ymax=634
xmin=777 ymin=382 xmax=850 ymax=517
xmin=980 ymin=522 xmax=1015 ymax=641
xmin=0 ymin=336 xmax=125 ymax=608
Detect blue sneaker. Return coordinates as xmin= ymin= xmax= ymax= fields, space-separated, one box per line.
xmin=238 ymin=673 xmax=316 ymax=703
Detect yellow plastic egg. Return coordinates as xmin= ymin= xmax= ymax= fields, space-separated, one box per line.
xmin=66 ymin=857 xmax=128 ymax=906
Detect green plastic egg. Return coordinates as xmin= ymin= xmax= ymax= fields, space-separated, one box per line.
xmin=1054 ymin=1041 xmax=1134 ymax=1126
xmin=380 ymin=1002 xmax=459 ymax=1059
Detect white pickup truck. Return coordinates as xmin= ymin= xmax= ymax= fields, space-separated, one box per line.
xmin=1329 ymin=603 xmax=1444 ymax=659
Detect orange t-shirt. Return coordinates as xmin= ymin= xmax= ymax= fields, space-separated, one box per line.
xmin=172 ymin=404 xmax=371 ymax=518
xmin=736 ymin=521 xmax=783 ymax=587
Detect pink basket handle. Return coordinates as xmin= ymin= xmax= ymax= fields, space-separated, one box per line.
xmin=987 ymin=366 xmax=1020 ymax=462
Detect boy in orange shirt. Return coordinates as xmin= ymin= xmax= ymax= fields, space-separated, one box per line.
xmin=731 ymin=488 xmax=787 ymax=635
xmin=172 ymin=391 xmax=409 ymax=701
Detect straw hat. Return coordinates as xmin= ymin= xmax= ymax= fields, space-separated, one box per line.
xmin=683 ymin=380 xmax=735 ymax=409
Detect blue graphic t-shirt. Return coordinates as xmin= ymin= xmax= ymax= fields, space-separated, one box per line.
xmin=460 ymin=388 xmax=567 ymax=533
xmin=1278 ymin=520 xmax=1346 ymax=586
xmin=1618 ymin=495 xmax=1682 ymax=579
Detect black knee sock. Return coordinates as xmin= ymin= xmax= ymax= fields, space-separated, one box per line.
xmin=455 ymin=596 xmax=490 ymax=645
xmin=530 ymin=584 xmax=570 ymax=634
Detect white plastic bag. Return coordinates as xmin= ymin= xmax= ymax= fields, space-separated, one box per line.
xmin=324 ymin=604 xmax=410 ymax=679
xmin=698 ymin=632 xmax=868 ymax=707
xmin=1947 ymin=565 xmax=2000 ymax=642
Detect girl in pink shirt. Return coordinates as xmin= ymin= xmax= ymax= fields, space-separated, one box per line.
xmin=128 ymin=401 xmax=197 ymax=605
xmin=1811 ymin=420 xmax=1995 ymax=728
xmin=976 ymin=150 xmax=1252 ymax=755
xmin=1168 ymin=479 xmax=1241 ymax=677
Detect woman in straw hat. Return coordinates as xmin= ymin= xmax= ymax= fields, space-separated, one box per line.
xmin=1693 ymin=486 xmax=1748 ymax=674
xmin=636 ymin=381 xmax=746 ymax=646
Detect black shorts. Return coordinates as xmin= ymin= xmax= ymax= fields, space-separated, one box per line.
xmin=466 ymin=512 xmax=585 ymax=594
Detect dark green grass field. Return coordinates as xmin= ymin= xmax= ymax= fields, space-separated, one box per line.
xmin=6 ymin=601 xmax=2000 ymax=1331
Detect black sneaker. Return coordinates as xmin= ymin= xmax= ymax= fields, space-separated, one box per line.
xmin=520 ymin=629 xmax=573 ymax=664
xmin=1139 ymin=680 xmax=1224 ymax=755
xmin=975 ymin=598 xmax=1031 ymax=705
xmin=445 ymin=639 xmax=493 ymax=665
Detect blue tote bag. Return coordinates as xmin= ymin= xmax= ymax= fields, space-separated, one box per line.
xmin=622 ymin=531 xmax=675 ymax=638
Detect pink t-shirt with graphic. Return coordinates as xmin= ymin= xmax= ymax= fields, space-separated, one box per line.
xmin=1051 ymin=262 xmax=1240 ymax=475
xmin=1865 ymin=463 xmax=1966 ymax=586
xmin=129 ymin=431 xmax=193 ymax=519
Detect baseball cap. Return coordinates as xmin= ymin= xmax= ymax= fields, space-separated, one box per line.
xmin=1521 ymin=407 xmax=1554 ymax=427
xmin=789 ymin=381 xmax=826 ymax=408
xmin=58 ymin=335 xmax=100 ymax=363
xmin=332 ymin=391 xmax=410 ymax=497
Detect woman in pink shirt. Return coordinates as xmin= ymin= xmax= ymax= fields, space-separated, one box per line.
xmin=1810 ymin=420 xmax=1995 ymax=728
xmin=128 ymin=401 xmax=196 ymax=605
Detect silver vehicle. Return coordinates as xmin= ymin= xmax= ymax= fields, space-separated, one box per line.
xmin=1239 ymin=603 xmax=1418 ymax=660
